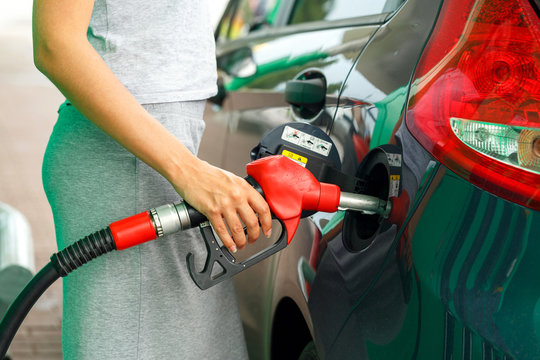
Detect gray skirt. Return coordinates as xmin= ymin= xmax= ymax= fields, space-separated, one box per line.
xmin=42 ymin=101 xmax=248 ymax=360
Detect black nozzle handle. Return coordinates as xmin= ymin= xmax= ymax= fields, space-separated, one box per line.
xmin=184 ymin=203 xmax=208 ymax=228
xmin=186 ymin=218 xmax=287 ymax=290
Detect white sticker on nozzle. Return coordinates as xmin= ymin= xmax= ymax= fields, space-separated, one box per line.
xmin=281 ymin=125 xmax=332 ymax=156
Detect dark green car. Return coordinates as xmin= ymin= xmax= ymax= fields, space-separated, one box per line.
xmin=199 ymin=0 xmax=540 ymax=358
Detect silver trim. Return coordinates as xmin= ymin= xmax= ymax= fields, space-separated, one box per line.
xmin=174 ymin=202 xmax=192 ymax=230
xmin=150 ymin=208 xmax=164 ymax=237
xmin=153 ymin=203 xmax=183 ymax=237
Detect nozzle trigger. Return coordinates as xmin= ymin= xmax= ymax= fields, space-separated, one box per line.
xmin=187 ymin=220 xmax=288 ymax=290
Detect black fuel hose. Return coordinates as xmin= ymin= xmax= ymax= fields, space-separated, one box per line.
xmin=0 ymin=262 xmax=59 ymax=358
xmin=0 ymin=228 xmax=116 ymax=358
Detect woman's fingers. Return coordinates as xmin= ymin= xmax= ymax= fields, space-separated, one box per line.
xmin=209 ymin=192 xmax=272 ymax=252
xmin=207 ymin=214 xmax=237 ymax=253
xmin=247 ymin=188 xmax=272 ymax=239
xmin=236 ymin=206 xmax=260 ymax=244
xmin=223 ymin=210 xmax=249 ymax=250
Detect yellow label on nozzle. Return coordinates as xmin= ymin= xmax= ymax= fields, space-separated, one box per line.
xmin=282 ymin=150 xmax=308 ymax=167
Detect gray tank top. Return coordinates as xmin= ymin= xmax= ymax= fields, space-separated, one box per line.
xmin=87 ymin=0 xmax=217 ymax=104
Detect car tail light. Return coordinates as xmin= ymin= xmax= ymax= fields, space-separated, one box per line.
xmin=406 ymin=0 xmax=540 ymax=210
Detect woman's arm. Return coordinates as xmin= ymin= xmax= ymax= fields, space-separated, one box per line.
xmin=33 ymin=0 xmax=272 ymax=253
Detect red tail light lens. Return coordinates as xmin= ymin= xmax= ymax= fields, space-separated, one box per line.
xmin=406 ymin=0 xmax=540 ymax=210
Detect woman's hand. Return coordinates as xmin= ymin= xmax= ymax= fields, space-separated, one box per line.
xmin=170 ymin=159 xmax=272 ymax=253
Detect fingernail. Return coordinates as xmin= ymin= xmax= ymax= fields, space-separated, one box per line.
xmin=265 ymin=229 xmax=272 ymax=238
xmin=230 ymin=245 xmax=237 ymax=253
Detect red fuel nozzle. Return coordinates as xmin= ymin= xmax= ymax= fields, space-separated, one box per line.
xmin=247 ymin=155 xmax=341 ymax=243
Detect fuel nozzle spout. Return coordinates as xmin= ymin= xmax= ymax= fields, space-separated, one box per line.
xmin=338 ymin=192 xmax=390 ymax=216
xmin=339 ymin=190 xmax=410 ymax=227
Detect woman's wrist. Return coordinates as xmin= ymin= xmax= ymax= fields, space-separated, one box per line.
xmin=160 ymin=146 xmax=201 ymax=196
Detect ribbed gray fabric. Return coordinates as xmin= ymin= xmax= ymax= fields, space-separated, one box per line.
xmin=42 ymin=101 xmax=248 ymax=360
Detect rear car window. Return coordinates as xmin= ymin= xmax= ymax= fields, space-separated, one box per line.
xmin=289 ymin=0 xmax=405 ymax=24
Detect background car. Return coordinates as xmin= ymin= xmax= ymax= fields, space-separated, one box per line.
xmin=198 ymin=0 xmax=540 ymax=359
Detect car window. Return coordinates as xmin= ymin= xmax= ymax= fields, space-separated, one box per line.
xmin=288 ymin=0 xmax=404 ymax=24
xmin=217 ymin=0 xmax=283 ymax=43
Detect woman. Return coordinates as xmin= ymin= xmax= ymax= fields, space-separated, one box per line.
xmin=33 ymin=0 xmax=272 ymax=358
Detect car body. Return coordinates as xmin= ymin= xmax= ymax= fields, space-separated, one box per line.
xmin=198 ymin=0 xmax=540 ymax=359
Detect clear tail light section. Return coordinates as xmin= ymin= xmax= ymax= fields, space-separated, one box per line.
xmin=406 ymin=0 xmax=540 ymax=210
